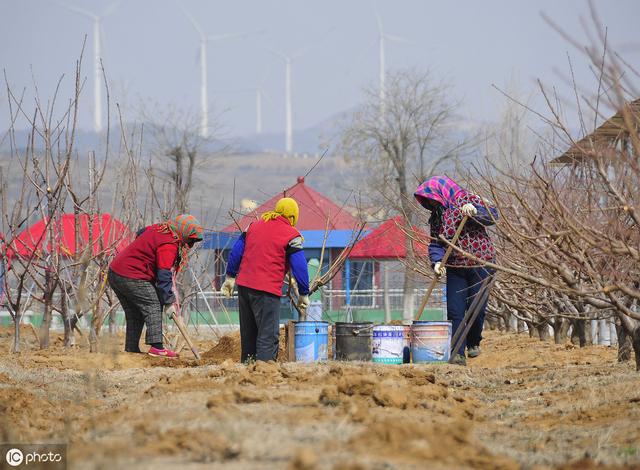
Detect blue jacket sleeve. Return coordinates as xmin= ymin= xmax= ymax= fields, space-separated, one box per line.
xmin=226 ymin=233 xmax=246 ymax=277
xmin=156 ymin=269 xmax=175 ymax=305
xmin=429 ymin=240 xmax=445 ymax=265
xmin=288 ymin=250 xmax=310 ymax=295
xmin=428 ymin=212 xmax=445 ymax=265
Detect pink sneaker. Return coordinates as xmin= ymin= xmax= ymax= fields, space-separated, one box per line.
xmin=148 ymin=346 xmax=179 ymax=358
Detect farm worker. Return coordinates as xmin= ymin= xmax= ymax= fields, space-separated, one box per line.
xmin=220 ymin=197 xmax=310 ymax=363
xmin=414 ymin=176 xmax=498 ymax=366
xmin=108 ymin=214 xmax=203 ymax=358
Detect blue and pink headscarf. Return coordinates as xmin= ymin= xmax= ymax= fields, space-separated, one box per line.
xmin=414 ymin=175 xmax=466 ymax=210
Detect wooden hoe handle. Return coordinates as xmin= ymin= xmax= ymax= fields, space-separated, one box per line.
xmin=415 ymin=216 xmax=469 ymax=321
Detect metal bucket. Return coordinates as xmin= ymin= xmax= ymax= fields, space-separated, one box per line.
xmin=294 ymin=321 xmax=328 ymax=362
xmin=410 ymin=321 xmax=452 ymax=363
xmin=334 ymin=322 xmax=373 ymax=361
xmin=372 ymin=325 xmax=405 ymax=364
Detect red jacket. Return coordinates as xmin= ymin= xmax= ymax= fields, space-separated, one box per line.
xmin=236 ymin=217 xmax=301 ymax=296
xmin=110 ymin=225 xmax=178 ymax=281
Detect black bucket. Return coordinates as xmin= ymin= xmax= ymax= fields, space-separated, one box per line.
xmin=334 ymin=322 xmax=373 ymax=361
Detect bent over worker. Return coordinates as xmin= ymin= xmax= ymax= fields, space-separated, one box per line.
xmin=108 ymin=214 xmax=203 ymax=357
xmin=414 ymin=176 xmax=498 ymax=366
xmin=220 ymin=197 xmax=310 ymax=362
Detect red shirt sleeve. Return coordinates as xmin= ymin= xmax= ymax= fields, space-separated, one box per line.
xmin=156 ymin=243 xmax=178 ymax=270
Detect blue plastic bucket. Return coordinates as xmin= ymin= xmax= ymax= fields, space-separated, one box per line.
xmin=372 ymin=325 xmax=405 ymax=364
xmin=294 ymin=321 xmax=329 ymax=362
xmin=411 ymin=321 xmax=452 ymax=363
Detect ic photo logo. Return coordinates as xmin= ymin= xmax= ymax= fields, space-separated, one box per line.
xmin=2 ymin=445 xmax=66 ymax=469
xmin=5 ymin=448 xmax=23 ymax=466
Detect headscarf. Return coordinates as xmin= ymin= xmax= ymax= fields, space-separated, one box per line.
xmin=261 ymin=197 xmax=299 ymax=227
xmin=414 ymin=175 xmax=466 ymax=210
xmin=157 ymin=214 xmax=203 ymax=271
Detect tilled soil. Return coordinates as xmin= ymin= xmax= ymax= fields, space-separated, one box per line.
xmin=0 ymin=326 xmax=639 ymax=469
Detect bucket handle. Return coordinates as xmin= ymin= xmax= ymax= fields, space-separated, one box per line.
xmin=352 ymin=325 xmax=374 ymax=336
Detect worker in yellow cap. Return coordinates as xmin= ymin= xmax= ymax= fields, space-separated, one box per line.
xmin=221 ymin=197 xmax=310 ymax=362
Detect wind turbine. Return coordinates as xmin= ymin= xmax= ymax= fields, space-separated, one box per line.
xmin=182 ymin=8 xmax=261 ymax=139
xmin=374 ymin=5 xmax=410 ymax=114
xmin=56 ymin=1 xmax=120 ymax=134
xmin=267 ymin=48 xmax=305 ymax=154
xmin=267 ymin=31 xmax=333 ymax=154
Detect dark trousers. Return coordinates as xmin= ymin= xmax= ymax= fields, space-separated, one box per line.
xmin=108 ymin=269 xmax=163 ymax=352
xmin=446 ymin=266 xmax=494 ymax=356
xmin=237 ymin=285 xmax=281 ymax=362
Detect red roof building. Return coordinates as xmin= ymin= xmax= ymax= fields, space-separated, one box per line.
xmin=223 ymin=176 xmax=360 ymax=232
xmin=8 ymin=213 xmax=131 ymax=260
xmin=349 ymin=216 xmax=428 ymax=260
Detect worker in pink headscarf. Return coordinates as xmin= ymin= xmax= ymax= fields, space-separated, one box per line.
xmin=415 ymin=176 xmax=498 ymax=366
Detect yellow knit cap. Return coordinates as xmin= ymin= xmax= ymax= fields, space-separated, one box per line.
xmin=262 ymin=197 xmax=299 ymax=227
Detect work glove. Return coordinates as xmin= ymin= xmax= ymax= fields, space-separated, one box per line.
xmin=434 ymin=262 xmax=446 ymax=278
xmin=220 ymin=277 xmax=236 ymax=298
xmin=297 ymin=294 xmax=310 ymax=313
xmin=163 ymin=304 xmax=177 ymax=318
xmin=461 ymin=203 xmax=477 ymax=217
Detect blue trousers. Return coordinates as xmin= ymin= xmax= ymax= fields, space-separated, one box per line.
xmin=446 ymin=266 xmax=494 ymax=356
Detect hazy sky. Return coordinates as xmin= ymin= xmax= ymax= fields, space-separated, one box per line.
xmin=1 ymin=0 xmax=639 ymax=139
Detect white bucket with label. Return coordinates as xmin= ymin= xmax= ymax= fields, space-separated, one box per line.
xmin=372 ymin=325 xmax=405 ymax=364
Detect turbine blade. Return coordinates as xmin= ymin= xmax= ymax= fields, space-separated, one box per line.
xmin=373 ymin=1 xmax=383 ymax=34
xmin=385 ymin=33 xmax=412 ymax=44
xmin=291 ymin=26 xmax=335 ymax=61
xmin=181 ymin=5 xmax=205 ymax=39
xmin=55 ymin=1 xmax=97 ymax=20
xmin=265 ymin=47 xmax=288 ymax=61
xmin=209 ymin=28 xmax=266 ymax=42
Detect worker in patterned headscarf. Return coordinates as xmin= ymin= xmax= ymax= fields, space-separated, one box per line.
xmin=109 ymin=214 xmax=203 ymax=358
xmin=220 ymin=197 xmax=310 ymax=363
xmin=414 ymin=176 xmax=498 ymax=366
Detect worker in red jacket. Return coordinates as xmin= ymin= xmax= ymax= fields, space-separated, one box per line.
xmin=220 ymin=197 xmax=309 ymax=362
xmin=108 ymin=214 xmax=203 ymax=357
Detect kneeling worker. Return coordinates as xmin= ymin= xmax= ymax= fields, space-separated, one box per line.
xmin=221 ymin=197 xmax=310 ymax=362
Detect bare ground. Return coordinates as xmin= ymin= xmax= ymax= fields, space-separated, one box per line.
xmin=0 ymin=326 xmax=639 ymax=470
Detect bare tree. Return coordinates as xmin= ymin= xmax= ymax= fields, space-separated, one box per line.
xmin=338 ymin=68 xmax=464 ymax=320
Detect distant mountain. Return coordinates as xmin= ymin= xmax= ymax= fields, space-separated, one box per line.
xmin=1 ymin=112 xmax=345 ymax=157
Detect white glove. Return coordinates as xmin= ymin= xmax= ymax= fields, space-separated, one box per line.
xmin=434 ymin=262 xmax=446 ymax=278
xmin=297 ymin=294 xmax=310 ymax=312
xmin=461 ymin=203 xmax=477 ymax=217
xmin=220 ymin=277 xmax=236 ymax=298
xmin=163 ymin=304 xmax=177 ymax=318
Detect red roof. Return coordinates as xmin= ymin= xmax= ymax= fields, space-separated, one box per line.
xmin=8 ymin=213 xmax=132 ymax=260
xmin=224 ymin=177 xmax=360 ymax=232
xmin=349 ymin=216 xmax=428 ymax=260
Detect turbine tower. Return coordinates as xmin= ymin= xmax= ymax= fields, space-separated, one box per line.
xmin=182 ymin=8 xmax=259 ymax=138
xmin=374 ymin=5 xmax=410 ymax=115
xmin=268 ymin=49 xmax=303 ymax=154
xmin=57 ymin=1 xmax=120 ymax=134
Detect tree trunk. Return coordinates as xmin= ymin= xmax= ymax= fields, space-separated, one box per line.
xmin=632 ymin=327 xmax=640 ymax=372
xmin=570 ymin=319 xmax=587 ymax=347
xmin=39 ymin=304 xmax=52 ymax=349
xmin=536 ymin=320 xmax=549 ymax=341
xmin=61 ymin=293 xmax=75 ymax=348
xmin=616 ymin=322 xmax=632 ymax=362
xmin=108 ymin=309 xmax=117 ymax=335
xmin=383 ymin=262 xmax=391 ymax=323
xmin=12 ymin=313 xmax=21 ymax=353
xmin=551 ymin=318 xmax=566 ymax=344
